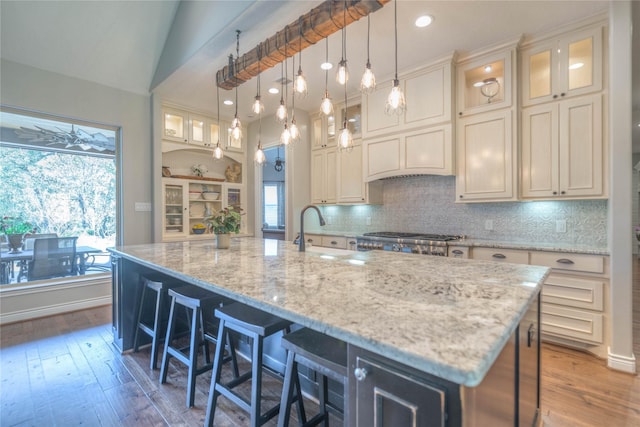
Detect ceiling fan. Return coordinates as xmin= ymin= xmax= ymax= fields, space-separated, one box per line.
xmin=14 ymin=124 xmax=116 ymax=152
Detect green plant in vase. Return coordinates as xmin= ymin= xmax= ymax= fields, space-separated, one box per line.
xmin=205 ymin=206 xmax=243 ymax=249
xmin=1 ymin=216 xmax=38 ymax=253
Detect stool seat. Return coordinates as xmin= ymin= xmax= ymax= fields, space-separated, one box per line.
xmin=133 ymin=275 xmax=183 ymax=370
xmin=278 ymin=328 xmax=348 ymax=427
xmin=205 ymin=303 xmax=294 ymax=427
xmin=160 ymin=285 xmax=233 ymax=408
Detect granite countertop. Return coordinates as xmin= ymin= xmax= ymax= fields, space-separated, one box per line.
xmin=452 ymin=238 xmax=609 ymax=255
xmin=110 ymin=237 xmax=549 ymax=387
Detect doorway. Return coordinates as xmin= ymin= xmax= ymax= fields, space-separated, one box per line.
xmin=260 ymin=146 xmax=286 ymax=240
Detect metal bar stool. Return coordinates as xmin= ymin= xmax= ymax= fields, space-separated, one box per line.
xmin=277 ymin=328 xmax=348 ymax=427
xmin=205 ymin=303 xmax=295 ymax=427
xmin=132 ymin=275 xmax=183 ymax=370
xmin=159 ymin=285 xmax=236 ymax=408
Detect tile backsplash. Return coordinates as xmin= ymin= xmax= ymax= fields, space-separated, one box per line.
xmin=313 ymin=175 xmax=607 ymax=248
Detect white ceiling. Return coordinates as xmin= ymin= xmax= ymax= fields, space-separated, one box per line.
xmin=1 ymin=1 xmax=638 ymax=151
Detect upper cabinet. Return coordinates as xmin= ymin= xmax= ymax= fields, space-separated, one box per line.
xmin=521 ymin=24 xmax=603 ymax=107
xmin=162 ymin=106 xmax=240 ymax=152
xmin=457 ymin=48 xmax=513 ymax=117
xmin=311 ymin=112 xmax=336 ymax=150
xmin=362 ymin=57 xmax=454 ymax=139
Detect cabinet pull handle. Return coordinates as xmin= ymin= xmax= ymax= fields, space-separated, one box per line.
xmin=527 ymin=324 xmax=535 ymax=348
xmin=492 ymin=253 xmax=507 ymax=259
xmin=349 ymin=240 xmax=356 ymax=245
xmin=556 ymin=258 xmax=574 ymax=264
xmin=330 ymin=241 xmax=337 ymax=245
xmin=354 ymin=367 xmax=368 ymax=381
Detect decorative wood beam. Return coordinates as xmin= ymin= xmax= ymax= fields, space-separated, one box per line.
xmin=216 ymin=0 xmax=390 ymax=90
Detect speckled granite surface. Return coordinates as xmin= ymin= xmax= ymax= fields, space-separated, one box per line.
xmin=110 ymin=237 xmax=549 ymax=387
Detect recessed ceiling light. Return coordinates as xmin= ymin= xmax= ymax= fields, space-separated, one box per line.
xmin=268 ymin=87 xmax=279 ymax=94
xmin=484 ymin=65 xmax=492 ymax=73
xmin=415 ymin=15 xmax=433 ymax=28
xmin=223 ymin=100 xmax=233 ymax=106
xmin=569 ymin=62 xmax=584 ymax=70
xmin=321 ymin=62 xmax=333 ymax=70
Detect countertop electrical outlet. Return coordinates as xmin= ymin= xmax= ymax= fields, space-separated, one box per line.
xmin=556 ymin=219 xmax=567 ymax=233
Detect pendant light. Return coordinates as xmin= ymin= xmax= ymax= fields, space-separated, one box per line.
xmin=335 ymin=2 xmax=348 ymax=85
xmin=274 ymin=145 xmax=284 ymax=172
xmin=230 ymin=30 xmax=243 ymax=144
xmin=293 ymin=18 xmax=308 ymax=98
xmin=275 ymin=59 xmax=287 ymax=123
xmin=289 ymin=52 xmax=300 ymax=142
xmin=385 ymin=0 xmax=406 ymax=115
xmin=280 ymin=29 xmax=292 ymax=146
xmin=337 ymin=1 xmax=353 ymax=151
xmin=360 ymin=15 xmax=376 ymax=94
xmin=255 ymin=95 xmax=265 ymax=165
xmin=252 ymin=44 xmax=264 ymax=115
xmin=320 ymin=37 xmax=334 ymax=116
xmin=213 ymin=84 xmax=224 ymax=160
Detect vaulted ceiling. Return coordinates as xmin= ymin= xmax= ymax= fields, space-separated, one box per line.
xmin=1 ymin=1 xmax=637 ymax=151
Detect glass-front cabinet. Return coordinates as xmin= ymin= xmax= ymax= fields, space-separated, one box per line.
xmin=457 ymin=49 xmax=513 ymax=116
xmin=163 ymin=108 xmax=188 ymax=143
xmin=163 ymin=182 xmax=186 ymax=236
xmin=224 ymin=184 xmax=246 ymax=233
xmin=521 ymin=25 xmax=602 ymax=106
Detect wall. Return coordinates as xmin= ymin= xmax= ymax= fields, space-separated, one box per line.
xmin=633 ymin=153 xmax=640 ymax=254
xmin=312 ymin=175 xmax=608 ymax=248
xmin=0 ymin=59 xmax=153 ymax=323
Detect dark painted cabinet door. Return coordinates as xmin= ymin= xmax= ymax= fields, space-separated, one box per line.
xmin=354 ymin=357 xmax=446 ymax=427
xmin=519 ymin=296 xmax=541 ymax=427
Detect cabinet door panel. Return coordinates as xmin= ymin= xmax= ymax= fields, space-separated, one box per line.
xmin=405 ymin=127 xmax=452 ymax=174
xmin=366 ymin=137 xmax=401 ymax=179
xmin=521 ymin=104 xmax=559 ymax=198
xmin=363 ymin=81 xmax=399 ymax=136
xmin=326 ymin=150 xmax=337 ymax=203
xmin=456 ymin=109 xmax=514 ymax=201
xmin=338 ymin=144 xmax=365 ymax=202
xmin=559 ymin=94 xmax=602 ymax=196
xmin=541 ymin=304 xmax=603 ymax=343
xmin=311 ymin=151 xmax=326 ymax=203
xmin=405 ymin=66 xmax=447 ymax=125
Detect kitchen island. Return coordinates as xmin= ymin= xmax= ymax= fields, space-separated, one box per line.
xmin=109 ymin=238 xmax=549 ymax=426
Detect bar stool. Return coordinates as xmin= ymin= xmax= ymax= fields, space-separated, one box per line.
xmin=132 ymin=275 xmax=182 ymax=370
xmin=277 ymin=328 xmax=348 ymax=427
xmin=205 ymin=303 xmax=294 ymax=427
xmin=159 ymin=285 xmax=235 ymax=408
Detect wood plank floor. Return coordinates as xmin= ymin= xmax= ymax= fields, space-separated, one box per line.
xmin=1 ymin=259 xmax=639 ymax=426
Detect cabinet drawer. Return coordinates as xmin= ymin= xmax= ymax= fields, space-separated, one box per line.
xmin=321 ymin=236 xmax=347 ymax=249
xmin=542 ymin=275 xmax=604 ymax=311
xmin=472 ymin=247 xmax=529 ymax=264
xmin=448 ymin=246 xmax=470 ymax=259
xmin=541 ymin=304 xmax=603 ymax=344
xmin=305 ymin=234 xmax=322 ymax=246
xmin=530 ymin=252 xmax=604 ymax=274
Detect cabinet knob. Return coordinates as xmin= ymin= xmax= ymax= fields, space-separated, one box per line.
xmin=458 ymin=112 xmax=463 ymax=116
xmin=553 ymin=94 xmax=558 ymax=99
xmin=560 ymin=191 xmax=566 ymax=195
xmin=354 ymin=367 xmax=368 ymax=381
xmin=552 ymin=191 xmax=557 ymax=195
xmin=459 ymin=195 xmax=463 ymax=199
xmin=560 ymin=92 xmax=566 ymax=97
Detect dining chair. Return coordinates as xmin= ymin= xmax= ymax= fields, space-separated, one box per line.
xmin=22 ymin=233 xmax=58 ymax=251
xmin=26 ymin=237 xmax=78 ymax=281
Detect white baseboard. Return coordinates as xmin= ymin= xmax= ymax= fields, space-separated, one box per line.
xmin=0 ymin=275 xmax=112 ymax=325
xmin=607 ymin=347 xmax=637 ymax=374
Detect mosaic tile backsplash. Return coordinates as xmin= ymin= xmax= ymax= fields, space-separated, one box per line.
xmin=312 ymin=176 xmax=608 ymax=248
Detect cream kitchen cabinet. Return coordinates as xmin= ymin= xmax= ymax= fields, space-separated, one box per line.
xmin=521 ymin=24 xmax=603 ymax=107
xmin=364 ymin=125 xmax=454 ymax=181
xmin=311 ymin=112 xmax=336 ymax=150
xmin=337 ymin=141 xmax=383 ymax=204
xmin=456 ymin=109 xmax=517 ymax=202
xmin=162 ymin=106 xmax=238 ymax=152
xmin=362 ymin=57 xmax=454 ymax=139
xmin=521 ymin=93 xmax=604 ymax=199
xmin=311 ymin=148 xmax=337 ymax=204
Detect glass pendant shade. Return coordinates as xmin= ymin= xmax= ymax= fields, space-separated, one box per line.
xmin=276 ymin=100 xmax=287 ymax=122
xmin=321 ymin=91 xmax=334 ymax=116
xmin=360 ymin=63 xmax=376 ymax=93
xmin=294 ymin=69 xmax=308 ymax=97
xmin=336 ymin=60 xmax=349 ymax=85
xmin=280 ymin=124 xmax=292 ymax=146
xmin=213 ymin=143 xmax=224 ymax=160
xmin=386 ymin=80 xmax=406 ymax=115
xmin=254 ymin=145 xmax=266 ymax=165
xmin=252 ymin=96 xmax=264 ymax=115
xmin=230 ymin=116 xmax=242 ymax=142
xmin=289 ymin=119 xmax=300 ymax=141
xmin=338 ymin=124 xmax=353 ymax=151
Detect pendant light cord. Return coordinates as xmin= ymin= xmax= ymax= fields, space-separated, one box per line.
xmin=366 ymin=15 xmax=371 ymax=66
xmin=216 ymin=84 xmax=220 ymax=146
xmin=343 ymin=0 xmax=348 ymax=121
xmin=235 ymin=30 xmax=240 ymax=117
xmin=394 ymin=0 xmax=398 ymax=81
xmin=325 ymin=37 xmax=329 ymax=90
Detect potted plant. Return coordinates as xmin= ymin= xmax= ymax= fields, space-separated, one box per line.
xmin=205 ymin=206 xmax=243 ymax=249
xmin=0 ymin=216 xmax=37 ymax=253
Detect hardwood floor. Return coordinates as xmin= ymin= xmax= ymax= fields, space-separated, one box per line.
xmin=1 ymin=259 xmax=639 ymax=426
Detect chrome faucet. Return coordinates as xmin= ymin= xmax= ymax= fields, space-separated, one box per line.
xmin=298 ymin=205 xmax=326 ymax=252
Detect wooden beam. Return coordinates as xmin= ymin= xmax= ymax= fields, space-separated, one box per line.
xmin=216 ymin=0 xmax=390 ymax=90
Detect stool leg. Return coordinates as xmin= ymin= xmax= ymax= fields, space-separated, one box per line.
xmin=205 ymin=318 xmax=227 ymax=427
xmin=133 ymin=280 xmax=148 ymax=353
xmin=277 ymin=351 xmax=300 ymax=427
xmin=226 ymin=330 xmax=240 ymax=378
xmin=159 ymin=296 xmax=177 ymax=384
xmin=250 ymin=334 xmax=264 ymax=427
xmin=318 ymin=374 xmax=329 ymax=427
xmin=149 ymin=287 xmax=164 ymax=370
xmin=186 ymin=305 xmax=200 ymax=408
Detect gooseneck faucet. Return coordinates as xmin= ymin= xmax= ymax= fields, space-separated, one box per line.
xmin=298 ymin=205 xmax=326 ymax=252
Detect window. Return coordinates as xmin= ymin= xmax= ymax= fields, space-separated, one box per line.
xmin=0 ymin=107 xmax=118 ymax=285
xmin=263 ymin=182 xmax=284 ymax=229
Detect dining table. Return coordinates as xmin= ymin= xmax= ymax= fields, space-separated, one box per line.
xmin=0 ymin=245 xmax=102 ymax=284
